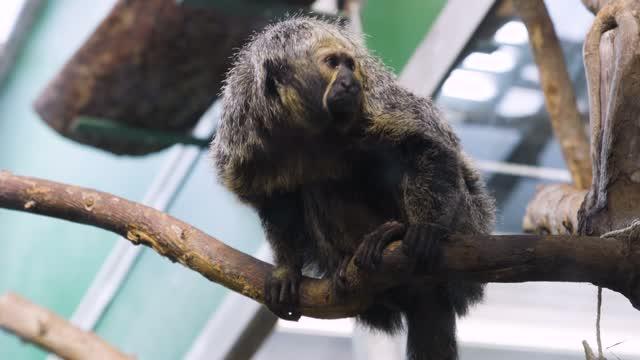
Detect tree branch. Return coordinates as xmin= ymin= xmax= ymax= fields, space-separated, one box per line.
xmin=513 ymin=0 xmax=592 ymax=190
xmin=582 ymin=0 xmax=611 ymax=14
xmin=579 ymin=0 xmax=640 ymax=236
xmin=1 ymin=171 xmax=640 ymax=315
xmin=523 ymin=184 xmax=586 ymax=234
xmin=523 ymin=0 xmax=640 ymax=238
xmin=0 ymin=293 xmax=131 ymax=360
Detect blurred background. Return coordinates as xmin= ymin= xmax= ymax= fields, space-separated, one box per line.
xmin=0 ymin=0 xmax=638 ymax=359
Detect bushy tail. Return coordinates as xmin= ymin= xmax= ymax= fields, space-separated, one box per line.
xmin=405 ymin=292 xmax=458 ymax=360
xmin=357 ymin=283 xmax=482 ymax=360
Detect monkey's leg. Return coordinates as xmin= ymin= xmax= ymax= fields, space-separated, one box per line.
xmin=354 ymin=221 xmax=406 ymax=271
xmin=256 ymin=191 xmax=305 ymax=321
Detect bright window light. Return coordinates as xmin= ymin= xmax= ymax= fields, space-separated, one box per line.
xmin=520 ymin=64 xmax=540 ymax=83
xmin=494 ymin=21 xmax=529 ymax=45
xmin=497 ymin=86 xmax=544 ymax=118
xmin=462 ymin=47 xmax=517 ymax=73
xmin=441 ymin=69 xmax=497 ymax=102
xmin=0 ymin=0 xmax=25 ymax=44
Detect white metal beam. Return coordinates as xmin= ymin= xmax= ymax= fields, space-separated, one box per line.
xmin=398 ymin=0 xmax=497 ymax=97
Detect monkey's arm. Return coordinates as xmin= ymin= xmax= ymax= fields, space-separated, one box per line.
xmin=355 ymin=135 xmax=463 ymax=271
xmin=399 ymin=140 xmax=463 ymax=268
xmin=253 ymin=191 xmax=306 ymax=320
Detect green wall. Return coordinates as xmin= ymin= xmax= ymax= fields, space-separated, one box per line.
xmin=362 ymin=0 xmax=446 ymax=72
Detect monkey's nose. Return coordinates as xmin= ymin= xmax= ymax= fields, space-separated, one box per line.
xmin=339 ymin=78 xmax=358 ymax=93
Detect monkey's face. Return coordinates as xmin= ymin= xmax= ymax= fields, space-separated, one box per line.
xmin=262 ymin=40 xmax=363 ymax=134
xmin=317 ymin=47 xmax=363 ymax=129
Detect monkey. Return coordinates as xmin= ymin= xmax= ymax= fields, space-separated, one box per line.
xmin=211 ymin=17 xmax=495 ymax=360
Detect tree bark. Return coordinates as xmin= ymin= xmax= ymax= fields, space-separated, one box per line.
xmin=579 ymin=0 xmax=640 ymax=236
xmin=2 ymin=171 xmax=640 ymax=317
xmin=513 ymin=0 xmax=592 ymax=190
xmin=0 ymin=293 xmax=132 ymax=360
xmin=522 ymin=0 xmax=640 ymax=238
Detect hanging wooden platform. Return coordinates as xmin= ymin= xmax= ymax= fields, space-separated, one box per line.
xmin=34 ymin=0 xmax=313 ymax=155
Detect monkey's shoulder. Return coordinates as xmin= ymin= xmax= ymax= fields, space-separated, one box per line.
xmin=365 ymin=94 xmax=459 ymax=151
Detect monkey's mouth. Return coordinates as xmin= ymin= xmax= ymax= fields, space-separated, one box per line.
xmin=325 ymin=87 xmax=361 ymax=122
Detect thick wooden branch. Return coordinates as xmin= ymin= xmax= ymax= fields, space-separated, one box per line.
xmin=2 ymin=171 xmax=640 ymax=315
xmin=0 ymin=293 xmax=131 ymax=360
xmin=513 ymin=0 xmax=592 ymax=190
xmin=579 ymin=0 xmax=640 ymax=236
xmin=523 ymin=184 xmax=586 ymax=234
xmin=523 ymin=1 xmax=640 ymax=237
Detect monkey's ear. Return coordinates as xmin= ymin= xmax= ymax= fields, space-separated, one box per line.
xmin=263 ymin=59 xmax=292 ymax=97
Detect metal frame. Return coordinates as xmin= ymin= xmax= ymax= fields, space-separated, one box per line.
xmin=0 ymin=0 xmax=43 ymax=87
xmin=184 ymin=245 xmax=278 ymax=360
xmin=398 ymin=0 xmax=497 ymax=98
xmin=477 ymin=160 xmax=570 ymax=182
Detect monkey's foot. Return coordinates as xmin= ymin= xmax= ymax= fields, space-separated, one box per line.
xmin=354 ymin=221 xmax=406 ymax=271
xmin=264 ymin=266 xmax=302 ymax=321
xmin=331 ymin=255 xmax=353 ymax=299
xmin=402 ymin=223 xmax=448 ymax=273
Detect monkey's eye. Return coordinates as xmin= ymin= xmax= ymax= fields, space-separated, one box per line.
xmin=324 ymin=55 xmax=339 ymax=69
xmin=345 ymin=57 xmax=355 ymax=71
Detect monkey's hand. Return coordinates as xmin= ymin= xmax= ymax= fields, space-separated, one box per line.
xmin=401 ymin=223 xmax=448 ymax=273
xmin=265 ymin=265 xmax=302 ymax=321
xmin=354 ymin=222 xmax=447 ymax=273
xmin=354 ymin=221 xmax=407 ymax=271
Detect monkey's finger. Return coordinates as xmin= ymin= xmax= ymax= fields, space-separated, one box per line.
xmin=279 ymin=279 xmax=290 ymax=304
xmin=354 ymin=233 xmax=372 ymax=268
xmin=271 ymin=281 xmax=282 ymax=307
xmin=356 ymin=222 xmax=399 ymax=270
xmin=361 ymin=236 xmax=380 ymax=269
xmin=415 ymin=226 xmax=434 ymax=269
xmin=290 ymin=276 xmax=299 ymax=304
xmin=354 ymin=242 xmax=374 ymax=270
xmin=402 ymin=225 xmax=419 ymax=254
xmin=375 ymin=221 xmax=405 ymax=237
xmin=342 ymin=256 xmax=352 ymax=277
xmin=417 ymin=225 xmax=446 ymax=273
xmin=364 ymin=239 xmax=378 ymax=269
xmin=373 ymin=224 xmax=407 ymax=266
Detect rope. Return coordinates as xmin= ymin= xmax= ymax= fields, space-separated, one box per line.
xmin=596 ymin=286 xmax=604 ymax=359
